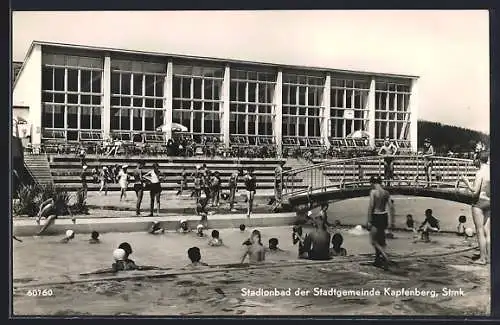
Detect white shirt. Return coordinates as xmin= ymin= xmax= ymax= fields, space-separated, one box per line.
xmin=149 ymin=170 xmax=160 ymax=184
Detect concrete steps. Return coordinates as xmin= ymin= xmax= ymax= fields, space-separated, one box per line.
xmin=23 ymin=154 xmax=53 ymax=186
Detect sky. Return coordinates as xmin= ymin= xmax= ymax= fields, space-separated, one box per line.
xmin=12 ymin=10 xmax=490 ymax=134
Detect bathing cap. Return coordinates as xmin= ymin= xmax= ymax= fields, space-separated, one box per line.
xmin=354 ymin=225 xmax=363 ymax=231
xmin=180 ymin=219 xmax=187 ymax=224
xmin=83 ymin=165 xmax=88 ymax=170
xmin=113 ymin=248 xmax=126 ymax=261
xmin=197 ymin=224 xmax=204 ymax=230
xmin=123 ymin=164 xmax=129 ymax=169
xmin=465 ymin=227 xmax=474 ymax=237
xmin=103 ymin=166 xmax=108 ymax=170
xmin=66 ymin=230 xmax=75 ymax=238
xmin=307 ymin=211 xmax=312 ymax=217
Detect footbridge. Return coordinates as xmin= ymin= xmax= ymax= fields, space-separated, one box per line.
xmin=280 ymin=155 xmax=479 ymax=209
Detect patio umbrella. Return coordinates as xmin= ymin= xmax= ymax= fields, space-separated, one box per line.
xmin=347 ymin=130 xmax=371 ymax=139
xmin=156 ymin=123 xmax=189 ymax=133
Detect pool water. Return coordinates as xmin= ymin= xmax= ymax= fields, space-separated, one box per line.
xmin=12 ymin=197 xmax=489 ymax=316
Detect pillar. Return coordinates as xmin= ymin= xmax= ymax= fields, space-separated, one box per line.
xmin=409 ymin=78 xmax=419 ymax=152
xmin=273 ymin=71 xmax=283 ymax=156
xmin=222 ymin=65 xmax=230 ymax=148
xmin=367 ymin=77 xmax=376 ymax=148
xmin=29 ymin=45 xmax=43 ymax=146
xmin=164 ymin=61 xmax=173 ymax=142
xmin=321 ymin=74 xmax=331 ymax=148
xmin=102 ymin=55 xmax=111 ymax=140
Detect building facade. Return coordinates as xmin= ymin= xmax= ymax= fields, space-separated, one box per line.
xmin=13 ymin=41 xmax=419 ymax=152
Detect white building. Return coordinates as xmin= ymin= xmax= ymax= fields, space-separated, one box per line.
xmin=13 ymin=41 xmax=419 ymax=152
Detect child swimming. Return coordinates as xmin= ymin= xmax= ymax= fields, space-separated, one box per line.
xmin=457 ymin=215 xmax=467 ymax=236
xmin=185 ymin=246 xmax=209 ymax=268
xmin=196 ymin=224 xmax=206 ymax=237
xmin=267 ymin=238 xmax=284 ymax=252
xmin=418 ymin=209 xmax=440 ymax=242
xmin=208 ymin=230 xmax=224 ymax=246
xmin=60 ymin=230 xmax=75 ymax=243
xmin=149 ymin=221 xmax=165 ymax=234
xmin=89 ymin=231 xmax=100 ymax=244
xmin=329 ymin=233 xmax=347 ymax=257
xmin=178 ymin=219 xmax=190 ymax=233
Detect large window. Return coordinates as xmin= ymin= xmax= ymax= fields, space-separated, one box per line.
xmin=172 ymin=64 xmax=224 ymax=143
xmin=110 ymin=60 xmax=165 ymax=137
xmin=329 ymin=78 xmax=369 ymax=139
xmin=375 ymin=81 xmax=411 ymax=143
xmin=41 ymin=54 xmax=103 ymax=141
xmin=229 ymin=69 xmax=276 ymax=145
xmin=282 ymin=73 xmax=324 ymax=145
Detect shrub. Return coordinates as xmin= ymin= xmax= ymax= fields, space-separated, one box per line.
xmin=13 ymin=184 xmax=80 ymax=217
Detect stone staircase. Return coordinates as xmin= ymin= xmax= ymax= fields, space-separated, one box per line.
xmin=23 ymin=154 xmax=54 ymax=186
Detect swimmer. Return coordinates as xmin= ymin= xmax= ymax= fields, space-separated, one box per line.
xmin=178 ymin=219 xmax=190 ymax=233
xmin=60 ymin=230 xmax=75 ymax=243
xmin=241 ymin=230 xmax=265 ymax=264
xmin=185 ymin=246 xmax=209 ymax=268
xmin=303 ymin=214 xmax=331 ymax=260
xmin=228 ymin=169 xmax=239 ymax=212
xmin=118 ymin=242 xmax=137 ymax=269
xmin=208 ymin=230 xmax=224 ymax=246
xmin=148 ymin=221 xmax=165 ymax=234
xmin=330 ymin=233 xmax=347 ymax=257
xmin=292 ymin=226 xmax=308 ymax=258
xmin=267 ymin=238 xmax=284 ymax=252
xmin=406 ymin=214 xmax=417 ymax=235
xmin=457 ymin=215 xmax=467 ymax=236
xmin=367 ymin=175 xmax=394 ymax=269
xmin=89 ymin=231 xmax=100 ymax=244
xmin=115 ymin=242 xmax=163 ymax=271
xmin=239 ymin=224 xmax=246 ymax=232
xmin=422 ymin=138 xmax=435 ymax=187
xmin=418 ymin=209 xmax=440 ymax=242
xmin=196 ymin=224 xmax=206 ymax=237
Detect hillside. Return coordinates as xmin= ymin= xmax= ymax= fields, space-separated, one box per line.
xmin=417 ymin=120 xmax=489 ymax=153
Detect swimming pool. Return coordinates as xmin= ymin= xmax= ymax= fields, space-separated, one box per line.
xmin=12 ymin=196 xmax=488 ymax=316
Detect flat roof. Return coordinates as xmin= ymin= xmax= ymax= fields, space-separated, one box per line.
xmin=14 ymin=40 xmax=419 ymax=88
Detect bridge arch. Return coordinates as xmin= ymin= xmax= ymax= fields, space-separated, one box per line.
xmin=280 ymin=155 xmax=478 ymax=210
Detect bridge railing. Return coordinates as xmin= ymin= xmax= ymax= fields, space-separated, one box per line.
xmin=280 ymin=155 xmax=477 ymax=199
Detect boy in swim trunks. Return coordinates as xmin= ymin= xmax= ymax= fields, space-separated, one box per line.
xmin=367 ymin=175 xmax=394 ymax=269
xmin=378 ymin=137 xmax=398 ymax=186
xmin=418 ymin=209 xmax=440 ymax=242
xmin=176 ymin=168 xmax=188 ymax=196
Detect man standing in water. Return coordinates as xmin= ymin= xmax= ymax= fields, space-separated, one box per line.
xmin=133 ymin=161 xmax=145 ymax=216
xmin=303 ymin=214 xmax=331 ymax=260
xmin=378 ymin=137 xmax=398 ymax=186
xmin=367 ymin=175 xmax=394 ymax=269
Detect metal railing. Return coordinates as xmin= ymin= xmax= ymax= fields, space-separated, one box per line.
xmin=280 ymin=155 xmax=477 ymax=200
